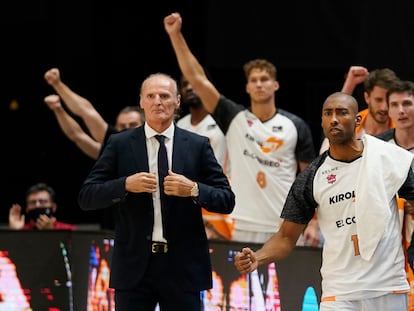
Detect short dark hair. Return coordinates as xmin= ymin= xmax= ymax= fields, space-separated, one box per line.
xmin=26 ymin=182 xmax=56 ymax=202
xmin=363 ymin=68 xmax=399 ymax=93
xmin=386 ymin=79 xmax=414 ymax=103
xmin=118 ymin=106 xmax=145 ymax=124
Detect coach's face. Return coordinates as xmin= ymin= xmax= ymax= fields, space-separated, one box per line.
xmin=140 ymin=74 xmax=180 ymax=132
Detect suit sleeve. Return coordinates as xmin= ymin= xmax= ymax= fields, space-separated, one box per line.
xmin=196 ymin=136 xmax=235 ymax=214
xmin=78 ymin=134 xmax=129 ymax=211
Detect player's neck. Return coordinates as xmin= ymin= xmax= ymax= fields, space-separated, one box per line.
xmin=251 ymin=101 xmax=277 ymax=122
xmin=395 ymin=128 xmax=414 ymax=150
xmin=190 ymin=107 xmax=209 ymax=125
xmin=329 ymin=139 xmax=364 ymax=161
xmin=363 ymin=115 xmax=389 ymax=136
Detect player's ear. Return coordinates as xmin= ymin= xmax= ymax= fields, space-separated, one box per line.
xmin=355 ymin=114 xmax=362 ymax=126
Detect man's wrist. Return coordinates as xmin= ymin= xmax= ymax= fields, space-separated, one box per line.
xmin=190 ymin=182 xmax=199 ymax=198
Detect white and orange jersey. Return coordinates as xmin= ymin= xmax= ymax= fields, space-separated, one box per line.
xmin=281 ymin=136 xmax=414 ymax=301
xmin=213 ymin=95 xmax=315 ymax=234
xmin=313 ymin=156 xmax=408 ymax=301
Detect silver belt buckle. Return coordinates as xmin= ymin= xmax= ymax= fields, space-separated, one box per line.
xmin=152 ymin=242 xmax=168 ymax=253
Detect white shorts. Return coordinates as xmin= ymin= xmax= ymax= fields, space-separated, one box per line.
xmin=320 ymin=293 xmax=407 ymax=311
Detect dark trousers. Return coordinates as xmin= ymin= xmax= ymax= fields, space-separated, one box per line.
xmin=115 ymin=253 xmax=202 ymax=311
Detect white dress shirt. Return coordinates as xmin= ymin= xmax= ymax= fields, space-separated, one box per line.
xmin=144 ymin=122 xmax=174 ymax=242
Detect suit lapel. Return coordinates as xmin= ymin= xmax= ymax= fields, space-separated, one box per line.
xmin=130 ymin=126 xmax=150 ymax=172
xmin=171 ymin=127 xmax=189 ymax=174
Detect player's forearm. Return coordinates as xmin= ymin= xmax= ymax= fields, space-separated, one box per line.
xmin=52 ymin=81 xmax=94 ymax=117
xmin=256 ymin=221 xmax=305 ymax=265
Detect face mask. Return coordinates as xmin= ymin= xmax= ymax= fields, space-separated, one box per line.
xmin=26 ymin=207 xmax=53 ymax=221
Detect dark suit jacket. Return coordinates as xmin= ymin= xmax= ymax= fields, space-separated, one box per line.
xmin=78 ymin=125 xmax=235 ymax=291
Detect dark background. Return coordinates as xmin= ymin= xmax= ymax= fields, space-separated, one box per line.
xmin=1 ymin=0 xmax=414 ymax=226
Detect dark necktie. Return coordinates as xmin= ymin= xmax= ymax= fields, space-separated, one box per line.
xmin=155 ymin=135 xmax=168 ymax=238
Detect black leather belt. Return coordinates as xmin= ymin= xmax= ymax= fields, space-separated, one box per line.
xmin=151 ymin=242 xmax=168 ymax=254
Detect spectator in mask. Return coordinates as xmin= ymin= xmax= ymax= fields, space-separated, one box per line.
xmin=8 ymin=182 xmax=76 ymax=230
